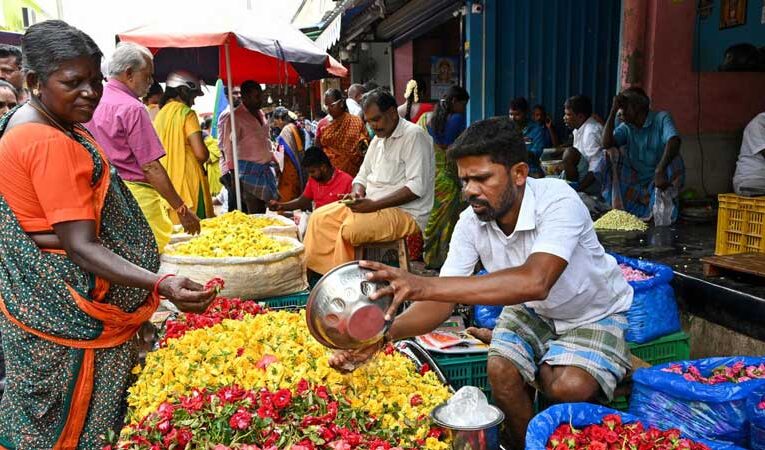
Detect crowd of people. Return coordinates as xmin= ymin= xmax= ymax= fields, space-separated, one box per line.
xmin=0 ymin=17 xmax=763 ymax=450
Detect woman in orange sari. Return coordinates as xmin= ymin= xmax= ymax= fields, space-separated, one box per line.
xmin=272 ymin=107 xmax=306 ymax=202
xmin=318 ymin=88 xmax=368 ymax=176
xmin=0 ymin=21 xmax=213 ymax=450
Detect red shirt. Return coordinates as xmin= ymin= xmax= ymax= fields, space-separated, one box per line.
xmin=303 ymin=168 xmax=353 ymax=209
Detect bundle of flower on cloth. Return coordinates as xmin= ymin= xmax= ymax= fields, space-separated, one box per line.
xmin=545 ymin=414 xmax=712 ymax=450
xmin=110 ymin=281 xmax=451 ymax=449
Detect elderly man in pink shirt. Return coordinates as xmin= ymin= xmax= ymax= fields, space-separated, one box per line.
xmin=220 ymin=80 xmax=277 ymax=213
xmin=86 ymin=42 xmax=200 ymax=252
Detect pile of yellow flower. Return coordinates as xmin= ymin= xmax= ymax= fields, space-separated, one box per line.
xmin=128 ymin=310 xmax=451 ymax=449
xmin=165 ymin=212 xmax=294 ymax=258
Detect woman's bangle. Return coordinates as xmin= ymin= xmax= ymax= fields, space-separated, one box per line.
xmin=153 ymin=274 xmax=175 ymax=298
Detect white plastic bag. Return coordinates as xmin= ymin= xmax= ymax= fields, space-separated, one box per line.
xmin=653 ymin=187 xmax=675 ymax=226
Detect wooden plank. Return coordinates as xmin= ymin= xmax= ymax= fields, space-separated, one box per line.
xmin=701 ymin=253 xmax=765 ymax=278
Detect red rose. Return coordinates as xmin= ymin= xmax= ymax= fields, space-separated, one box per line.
xmin=587 ymin=425 xmax=607 ymax=441
xmin=410 ymin=394 xmax=423 ymax=407
xmin=229 ymin=409 xmax=253 ymax=430
xmin=368 ymin=439 xmax=391 ymax=450
xmin=327 ymin=441 xmax=351 ymax=450
xmin=315 ymin=386 xmax=330 ymax=400
xmin=157 ymin=419 xmax=172 ymax=434
xmin=273 ymin=389 xmax=292 ymax=409
xmin=427 ymin=428 xmax=443 ymax=439
xmin=180 ymin=390 xmax=205 ymax=412
xmin=297 ymin=379 xmax=310 ymax=394
xmin=205 ymin=277 xmax=225 ymax=293
xmin=257 ymin=405 xmax=279 ymax=420
xmin=604 ymin=431 xmax=619 ymax=444
xmin=157 ymin=402 xmax=175 ymax=419
xmin=419 ymin=363 xmax=431 ymax=375
xmin=383 ymin=344 xmax=395 ymax=355
xmin=553 ymin=443 xmax=568 ymax=450
xmin=590 ymin=442 xmax=607 ymax=450
xmin=318 ymin=425 xmax=337 ymax=441
xmin=177 ymin=428 xmax=192 ymax=447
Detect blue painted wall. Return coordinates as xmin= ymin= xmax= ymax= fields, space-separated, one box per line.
xmin=696 ymin=0 xmax=765 ymax=71
xmin=465 ymin=0 xmax=621 ymax=133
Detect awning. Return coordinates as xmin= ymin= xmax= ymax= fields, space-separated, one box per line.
xmin=314 ymin=14 xmax=342 ymax=51
xmin=376 ymin=0 xmax=461 ymax=45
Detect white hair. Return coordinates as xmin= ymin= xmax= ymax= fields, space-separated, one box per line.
xmin=108 ymin=42 xmax=152 ymax=77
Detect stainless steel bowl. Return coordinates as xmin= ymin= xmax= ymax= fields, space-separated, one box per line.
xmin=306 ymin=261 xmax=393 ymax=350
xmin=431 ymin=403 xmax=505 ymax=450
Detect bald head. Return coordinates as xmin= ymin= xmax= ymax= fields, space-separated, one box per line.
xmin=347 ymin=83 xmax=366 ymax=102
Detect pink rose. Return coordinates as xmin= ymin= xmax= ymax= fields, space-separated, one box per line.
xmin=229 ymin=409 xmax=253 ymax=430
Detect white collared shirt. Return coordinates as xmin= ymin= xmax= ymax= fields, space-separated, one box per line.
xmin=353 ymin=117 xmax=435 ymax=230
xmin=347 ymin=98 xmax=362 ymax=117
xmin=440 ymin=178 xmax=633 ymax=332
xmin=733 ymin=112 xmax=765 ymax=194
xmin=573 ymin=116 xmax=605 ymax=173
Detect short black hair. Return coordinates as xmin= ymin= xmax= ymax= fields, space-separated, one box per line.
xmin=241 ymin=80 xmax=262 ymax=96
xmin=509 ymin=97 xmax=529 ymax=112
xmin=564 ymin=95 xmax=593 ymax=117
xmin=302 ymin=146 xmax=332 ymax=168
xmin=0 ymin=44 xmax=21 ymax=66
xmin=22 ymin=20 xmax=102 ymax=82
xmin=619 ymin=86 xmax=650 ymax=112
xmin=147 ymin=81 xmax=163 ymax=98
xmin=361 ymin=88 xmax=397 ymax=112
xmin=447 ymin=116 xmax=527 ymax=168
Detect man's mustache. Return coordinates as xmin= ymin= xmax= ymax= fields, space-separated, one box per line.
xmin=467 ymin=196 xmax=491 ymax=208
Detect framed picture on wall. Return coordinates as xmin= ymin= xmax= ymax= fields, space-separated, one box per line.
xmin=431 ymin=57 xmax=458 ymax=101
xmin=720 ymin=0 xmax=747 ymax=29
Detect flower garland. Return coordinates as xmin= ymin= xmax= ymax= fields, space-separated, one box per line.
xmin=546 ymin=414 xmax=710 ymax=450
xmin=662 ymin=360 xmax=765 ymax=385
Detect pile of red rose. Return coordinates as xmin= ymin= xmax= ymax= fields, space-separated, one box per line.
xmin=661 ymin=360 xmax=765 ymax=385
xmin=545 ymin=414 xmax=710 ymax=450
xmin=618 ymin=264 xmax=652 ymax=282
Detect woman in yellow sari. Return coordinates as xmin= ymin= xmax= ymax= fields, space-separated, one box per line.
xmin=153 ymin=70 xmax=214 ymax=221
xmin=318 ymin=88 xmax=368 ymax=176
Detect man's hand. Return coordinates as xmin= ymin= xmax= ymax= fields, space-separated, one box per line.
xmin=348 ymin=198 xmax=380 ymax=214
xmin=351 ymin=184 xmax=367 ymax=199
xmin=654 ymin=170 xmax=670 ymax=190
xmin=268 ymin=199 xmax=283 ymax=212
xmin=178 ymin=208 xmax=201 ymax=235
xmin=328 ymin=340 xmax=384 ymax=373
xmin=359 ymin=260 xmax=429 ymax=320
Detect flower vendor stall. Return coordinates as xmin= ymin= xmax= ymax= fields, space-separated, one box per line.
xmin=110 ymin=288 xmax=453 ymax=449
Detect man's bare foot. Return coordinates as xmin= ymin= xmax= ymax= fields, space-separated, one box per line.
xmin=466 ymin=327 xmax=493 ymax=344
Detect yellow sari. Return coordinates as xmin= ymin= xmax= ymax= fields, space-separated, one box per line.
xmin=153 ymin=100 xmax=214 ymax=222
xmin=204 ymin=135 xmax=223 ymax=196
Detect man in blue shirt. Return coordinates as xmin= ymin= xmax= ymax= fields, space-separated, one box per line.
xmin=601 ymin=87 xmax=685 ymax=222
xmin=509 ymin=97 xmax=551 ymax=178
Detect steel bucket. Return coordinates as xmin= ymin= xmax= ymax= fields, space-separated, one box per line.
xmin=431 ymin=403 xmax=505 ymax=450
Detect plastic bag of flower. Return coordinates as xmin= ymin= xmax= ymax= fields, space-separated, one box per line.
xmin=630 ymin=357 xmax=765 ymax=446
xmin=609 ymin=253 xmax=681 ymax=343
xmin=748 ymin=386 xmax=765 ymax=449
xmin=471 ymin=270 xmax=503 ymax=329
xmin=525 ymin=402 xmax=739 ymax=450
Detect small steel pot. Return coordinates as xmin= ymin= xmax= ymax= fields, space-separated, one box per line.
xmin=431 ymin=403 xmax=505 ymax=450
xmin=306 ymin=261 xmax=392 ymax=350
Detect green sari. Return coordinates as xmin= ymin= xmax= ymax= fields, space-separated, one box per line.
xmin=0 ymin=108 xmax=159 ymax=449
xmin=419 ymin=113 xmax=467 ymax=269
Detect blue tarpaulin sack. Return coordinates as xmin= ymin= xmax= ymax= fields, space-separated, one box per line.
xmin=748 ymin=386 xmax=765 ymax=449
xmin=526 ymin=402 xmax=742 ymax=450
xmin=610 ymin=253 xmax=681 ymax=344
xmin=472 ymin=270 xmax=503 ymax=329
xmin=630 ymin=357 xmax=765 ymax=446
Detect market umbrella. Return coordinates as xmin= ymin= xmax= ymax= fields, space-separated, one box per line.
xmin=117 ymin=14 xmax=348 ymax=209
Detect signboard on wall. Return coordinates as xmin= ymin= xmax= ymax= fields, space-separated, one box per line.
xmin=431 ymin=56 xmax=458 ymax=100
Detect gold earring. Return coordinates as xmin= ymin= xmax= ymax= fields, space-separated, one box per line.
xmin=32 ymin=88 xmax=39 ymax=97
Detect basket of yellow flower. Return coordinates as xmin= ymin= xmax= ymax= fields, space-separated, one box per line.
xmin=169 ymin=211 xmax=298 ymax=244
xmin=160 ymin=233 xmax=307 ymax=300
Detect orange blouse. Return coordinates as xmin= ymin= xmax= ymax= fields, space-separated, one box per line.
xmin=0 ymin=123 xmax=105 ymax=233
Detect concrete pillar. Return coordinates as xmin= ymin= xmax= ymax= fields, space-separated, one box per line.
xmin=619 ymin=0 xmax=648 ymax=89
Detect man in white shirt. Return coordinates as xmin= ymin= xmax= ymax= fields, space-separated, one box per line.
xmin=562 ymin=95 xmax=604 ymax=194
xmin=330 ymin=117 xmax=633 ymax=449
xmin=303 ymin=89 xmax=434 ymax=274
xmin=733 ymin=112 xmax=765 ymax=196
xmin=346 ymin=83 xmax=366 ymax=118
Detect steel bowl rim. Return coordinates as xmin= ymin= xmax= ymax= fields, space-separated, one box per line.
xmin=430 ymin=402 xmax=505 ymax=430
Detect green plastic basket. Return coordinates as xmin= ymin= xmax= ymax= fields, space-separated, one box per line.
xmin=259 ymin=290 xmax=310 ymax=309
xmin=628 ymin=331 xmax=690 ymax=365
xmin=432 ymin=353 xmax=491 ymax=400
